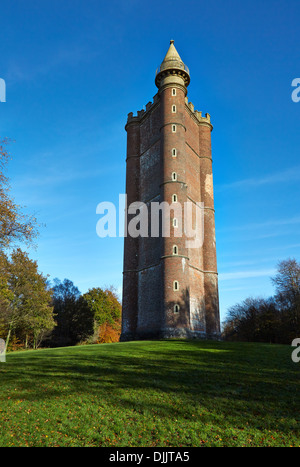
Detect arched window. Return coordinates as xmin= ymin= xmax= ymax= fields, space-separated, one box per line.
xmin=174 ymin=304 xmax=180 ymax=313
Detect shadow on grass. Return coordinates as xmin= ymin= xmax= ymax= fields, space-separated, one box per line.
xmin=1 ymin=340 xmax=299 ymax=434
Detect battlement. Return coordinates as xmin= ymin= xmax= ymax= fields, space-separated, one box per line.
xmin=126 ymin=94 xmax=211 ymax=127
xmin=127 ymin=94 xmax=160 ymax=125
xmin=185 ymin=97 xmax=211 ymax=125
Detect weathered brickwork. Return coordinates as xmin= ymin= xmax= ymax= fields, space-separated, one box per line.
xmin=121 ymin=41 xmax=220 ymax=341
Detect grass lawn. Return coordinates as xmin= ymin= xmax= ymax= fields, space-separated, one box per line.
xmin=0 ymin=339 xmax=299 ymax=447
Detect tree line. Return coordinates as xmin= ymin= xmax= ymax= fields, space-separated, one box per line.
xmin=222 ymin=258 xmax=300 ymax=344
xmin=0 ymin=139 xmax=121 ymax=351
xmin=48 ymin=279 xmax=121 ymax=348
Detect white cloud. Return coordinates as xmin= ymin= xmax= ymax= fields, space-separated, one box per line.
xmin=219 ymin=268 xmax=275 ymax=281
xmin=217 ymin=215 xmax=300 ymax=233
xmin=216 ymin=165 xmax=300 ymax=191
xmin=6 ymin=45 xmax=100 ymax=85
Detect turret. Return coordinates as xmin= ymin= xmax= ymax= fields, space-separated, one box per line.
xmin=155 ymin=40 xmax=190 ymax=93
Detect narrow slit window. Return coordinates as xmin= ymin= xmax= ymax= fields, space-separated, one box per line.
xmin=173 ymin=245 xmax=178 ymax=255
xmin=172 ymin=88 xmax=176 ymax=96
xmin=173 ymin=280 xmax=179 ymax=291
xmin=172 ymin=105 xmax=176 ymax=113
xmin=172 ymin=148 xmax=177 ymax=157
xmin=172 ymin=172 xmax=177 ymax=181
xmin=174 ymin=304 xmax=180 ymax=313
xmin=172 ymin=125 xmax=176 ymax=133
xmin=173 ymin=218 xmax=178 ymax=228
xmin=172 ymin=194 xmax=178 ymax=203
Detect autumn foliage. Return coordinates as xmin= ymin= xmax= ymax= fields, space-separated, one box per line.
xmin=0 ymin=138 xmax=39 ymax=251
xmin=83 ymin=287 xmax=121 ymax=344
xmin=97 ymin=321 xmax=121 ymax=344
xmin=48 ymin=280 xmax=122 ymax=347
xmin=0 ymin=139 xmax=122 ymax=350
xmin=0 ymin=139 xmax=54 ymax=350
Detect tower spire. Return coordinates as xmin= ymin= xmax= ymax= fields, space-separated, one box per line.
xmin=162 ymin=40 xmax=183 ymax=63
xmin=155 ymin=40 xmax=190 ymax=90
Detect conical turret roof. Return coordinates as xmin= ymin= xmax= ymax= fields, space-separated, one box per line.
xmin=162 ymin=40 xmax=183 ymax=64
xmin=155 ymin=40 xmax=190 ymax=89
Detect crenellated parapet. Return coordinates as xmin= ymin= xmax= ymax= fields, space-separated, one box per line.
xmin=126 ymin=94 xmax=160 ymax=128
xmin=126 ymin=94 xmax=212 ymax=130
xmin=185 ymin=97 xmax=213 ymax=130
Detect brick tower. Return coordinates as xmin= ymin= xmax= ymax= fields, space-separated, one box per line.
xmin=121 ymin=41 xmax=220 ymax=341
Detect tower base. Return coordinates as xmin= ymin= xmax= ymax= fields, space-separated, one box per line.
xmin=120 ymin=328 xmax=221 ymax=342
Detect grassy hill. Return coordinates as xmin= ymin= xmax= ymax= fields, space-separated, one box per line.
xmin=0 ymin=339 xmax=299 ymax=447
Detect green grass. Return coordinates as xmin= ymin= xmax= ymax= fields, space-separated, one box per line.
xmin=0 ymin=339 xmax=299 ymax=447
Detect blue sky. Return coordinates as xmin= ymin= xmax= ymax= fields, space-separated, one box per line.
xmin=0 ymin=0 xmax=299 ymax=324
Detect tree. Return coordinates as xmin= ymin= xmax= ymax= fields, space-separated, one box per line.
xmin=271 ymin=258 xmax=300 ymax=342
xmin=271 ymin=258 xmax=300 ymax=306
xmin=83 ymin=287 xmax=121 ymax=343
xmin=50 ymin=278 xmax=94 ymax=346
xmin=223 ymin=297 xmax=281 ymax=343
xmin=0 ymin=138 xmax=39 ymax=251
xmin=49 ymin=282 xmax=121 ymax=346
xmin=0 ymin=249 xmax=55 ymax=350
xmin=0 ymin=252 xmax=13 ymax=346
xmin=223 ymin=258 xmax=300 ymax=344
